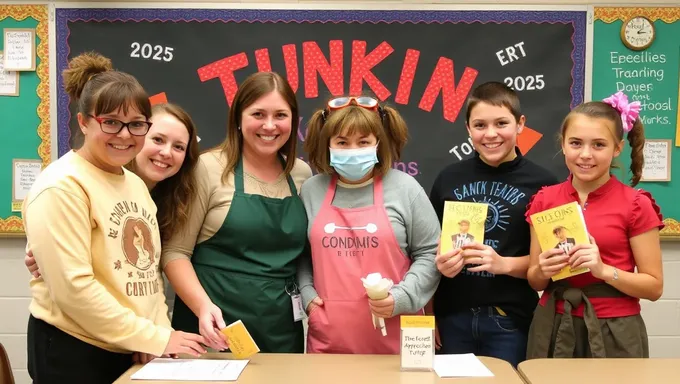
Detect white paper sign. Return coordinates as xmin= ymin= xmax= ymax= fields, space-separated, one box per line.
xmin=3 ymin=28 xmax=35 ymax=71
xmin=641 ymin=139 xmax=671 ymax=182
xmin=13 ymin=160 xmax=42 ymax=203
xmin=0 ymin=51 xmax=19 ymax=96
xmin=130 ymin=358 xmax=249 ymax=381
xmin=433 ymin=354 xmax=494 ymax=378
xmin=400 ymin=316 xmax=435 ymax=371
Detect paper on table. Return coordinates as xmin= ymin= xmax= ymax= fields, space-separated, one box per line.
xmin=130 ymin=358 xmax=249 ymax=381
xmin=433 ymin=354 xmax=494 ymax=378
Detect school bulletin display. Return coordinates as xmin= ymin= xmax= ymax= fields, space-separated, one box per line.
xmin=56 ymin=8 xmax=585 ymax=192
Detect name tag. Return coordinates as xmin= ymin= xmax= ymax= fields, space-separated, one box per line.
xmin=291 ymin=294 xmax=305 ymax=322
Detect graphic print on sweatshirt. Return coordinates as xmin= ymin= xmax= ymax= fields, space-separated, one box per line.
xmin=108 ymin=200 xmax=161 ymax=297
xmin=321 ymin=220 xmax=380 ymax=258
xmin=451 ymin=181 xmax=526 ymax=278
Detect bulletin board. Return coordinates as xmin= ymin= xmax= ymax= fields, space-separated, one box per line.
xmin=593 ymin=7 xmax=680 ymax=239
xmin=0 ymin=5 xmax=50 ymax=237
xmin=55 ymin=7 xmax=586 ymax=199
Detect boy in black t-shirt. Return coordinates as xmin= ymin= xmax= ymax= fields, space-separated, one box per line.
xmin=427 ymin=82 xmax=559 ymax=367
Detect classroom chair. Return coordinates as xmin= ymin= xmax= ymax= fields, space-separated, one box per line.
xmin=0 ymin=342 xmax=15 ymax=384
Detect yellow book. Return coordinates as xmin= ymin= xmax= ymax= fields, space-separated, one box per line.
xmin=530 ymin=201 xmax=590 ymax=281
xmin=220 ymin=320 xmax=260 ymax=359
xmin=439 ymin=201 xmax=488 ymax=255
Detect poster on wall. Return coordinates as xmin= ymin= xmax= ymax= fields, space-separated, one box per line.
xmin=56 ymin=8 xmax=586 ymax=193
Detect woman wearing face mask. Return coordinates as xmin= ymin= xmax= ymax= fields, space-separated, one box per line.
xmin=298 ymin=96 xmax=441 ymax=354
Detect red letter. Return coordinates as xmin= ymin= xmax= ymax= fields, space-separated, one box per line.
xmin=303 ymin=40 xmax=343 ymax=98
xmin=255 ymin=48 xmax=272 ymax=72
xmin=419 ymin=57 xmax=478 ymax=123
xmin=349 ymin=40 xmax=393 ymax=100
xmin=282 ymin=44 xmax=299 ymax=93
xmin=197 ymin=53 xmax=249 ymax=107
xmin=395 ymin=49 xmax=420 ymax=105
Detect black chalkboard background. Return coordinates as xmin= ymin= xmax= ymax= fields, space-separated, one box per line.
xmin=57 ymin=9 xmax=586 ymax=192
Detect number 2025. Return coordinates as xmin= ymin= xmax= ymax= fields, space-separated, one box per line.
xmin=130 ymin=42 xmax=174 ymax=62
xmin=504 ymin=75 xmax=545 ymax=91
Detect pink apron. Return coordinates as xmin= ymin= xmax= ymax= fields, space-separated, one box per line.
xmin=306 ymin=175 xmax=412 ymax=354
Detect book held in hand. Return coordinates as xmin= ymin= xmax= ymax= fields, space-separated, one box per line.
xmin=220 ymin=320 xmax=260 ymax=359
xmin=440 ymin=201 xmax=488 ymax=255
xmin=529 ymin=201 xmax=590 ymax=281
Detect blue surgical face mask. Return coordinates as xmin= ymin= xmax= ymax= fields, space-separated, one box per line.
xmin=329 ymin=145 xmax=379 ymax=182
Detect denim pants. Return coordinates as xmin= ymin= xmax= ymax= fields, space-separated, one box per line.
xmin=437 ymin=306 xmax=528 ymax=367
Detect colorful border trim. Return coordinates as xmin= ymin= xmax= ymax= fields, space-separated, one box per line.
xmin=596 ymin=7 xmax=680 ymax=239
xmin=56 ymin=8 xmax=587 ymax=157
xmin=595 ymin=7 xmax=680 ymax=23
xmin=0 ymin=5 xmax=50 ymax=236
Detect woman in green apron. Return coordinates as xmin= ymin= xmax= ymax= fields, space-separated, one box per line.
xmin=161 ymin=72 xmax=312 ymax=353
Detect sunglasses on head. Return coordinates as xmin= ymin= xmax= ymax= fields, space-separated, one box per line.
xmin=322 ymin=96 xmax=384 ymax=122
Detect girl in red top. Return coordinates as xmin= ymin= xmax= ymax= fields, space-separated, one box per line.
xmin=525 ymin=91 xmax=664 ymax=358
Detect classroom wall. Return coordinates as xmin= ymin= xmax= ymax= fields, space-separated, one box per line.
xmin=1 ymin=1 xmax=680 ymax=383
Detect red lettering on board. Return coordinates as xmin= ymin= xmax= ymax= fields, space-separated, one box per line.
xmin=303 ymin=40 xmax=344 ymax=98
xmin=197 ymin=52 xmax=249 ymax=107
xmin=419 ymin=57 xmax=478 ymax=122
xmin=282 ymin=44 xmax=299 ymax=93
xmin=255 ymin=48 xmax=272 ymax=72
xmin=395 ymin=49 xmax=420 ymax=105
xmin=349 ymin=40 xmax=393 ymax=100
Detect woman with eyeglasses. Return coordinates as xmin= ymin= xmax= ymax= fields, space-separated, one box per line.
xmin=23 ymin=52 xmax=206 ymax=383
xmin=298 ymin=96 xmax=441 ymax=354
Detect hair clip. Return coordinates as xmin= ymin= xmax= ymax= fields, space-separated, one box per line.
xmin=602 ymin=91 xmax=640 ymax=133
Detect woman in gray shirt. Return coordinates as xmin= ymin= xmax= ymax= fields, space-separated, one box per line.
xmin=297 ymin=95 xmax=441 ymax=354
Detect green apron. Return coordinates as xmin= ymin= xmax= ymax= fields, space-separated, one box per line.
xmin=171 ymin=156 xmax=307 ymax=353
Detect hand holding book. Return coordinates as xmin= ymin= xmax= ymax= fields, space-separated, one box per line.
xmin=434 ymin=247 xmax=465 ymax=278
xmin=536 ymin=248 xmax=571 ymax=280
xmin=567 ymin=235 xmax=608 ymax=280
xmin=461 ymin=242 xmax=510 ymax=275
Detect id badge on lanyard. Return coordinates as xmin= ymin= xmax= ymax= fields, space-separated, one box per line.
xmin=285 ymin=281 xmax=305 ymax=322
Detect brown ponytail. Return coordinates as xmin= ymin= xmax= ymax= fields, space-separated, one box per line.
xmin=381 ymin=105 xmax=409 ymax=160
xmin=63 ymin=51 xmax=151 ymax=121
xmin=627 ymin=118 xmax=646 ymax=187
xmin=62 ymin=51 xmax=112 ymax=101
xmin=303 ymin=109 xmax=328 ymax=173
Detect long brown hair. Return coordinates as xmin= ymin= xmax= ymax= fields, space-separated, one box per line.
xmin=304 ymin=97 xmax=409 ymax=176
xmin=63 ymin=51 xmax=151 ymax=127
xmin=560 ymin=101 xmax=645 ymax=186
xmin=219 ymin=72 xmax=299 ymax=184
xmin=127 ymin=103 xmax=200 ymax=243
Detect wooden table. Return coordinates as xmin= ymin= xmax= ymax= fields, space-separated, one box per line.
xmin=115 ymin=353 xmax=524 ymax=383
xmin=518 ymin=358 xmax=680 ymax=384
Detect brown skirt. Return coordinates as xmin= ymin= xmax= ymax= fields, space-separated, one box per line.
xmin=526 ymin=281 xmax=649 ymax=359
xmin=528 ymin=312 xmax=649 ymax=358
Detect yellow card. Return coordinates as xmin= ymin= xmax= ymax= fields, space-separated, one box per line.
xmin=220 ymin=320 xmax=260 ymax=359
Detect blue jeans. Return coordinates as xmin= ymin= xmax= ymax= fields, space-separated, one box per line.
xmin=437 ymin=307 xmax=528 ymax=367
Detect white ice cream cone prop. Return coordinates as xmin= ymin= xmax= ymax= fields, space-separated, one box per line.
xmin=361 ymin=272 xmax=393 ymax=336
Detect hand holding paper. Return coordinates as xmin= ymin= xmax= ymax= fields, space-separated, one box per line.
xmin=361 ymin=272 xmax=393 ymax=336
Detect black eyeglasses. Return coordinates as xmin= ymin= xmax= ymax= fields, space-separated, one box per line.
xmin=88 ymin=114 xmax=152 ymax=136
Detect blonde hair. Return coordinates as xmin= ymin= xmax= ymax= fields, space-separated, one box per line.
xmin=304 ymin=98 xmax=409 ymax=176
